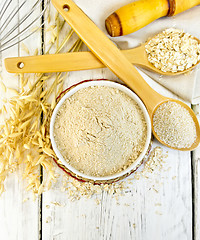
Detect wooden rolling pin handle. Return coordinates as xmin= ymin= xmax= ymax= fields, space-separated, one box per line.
xmin=167 ymin=0 xmax=200 ymax=16
xmin=105 ymin=0 xmax=169 ymax=37
xmin=105 ymin=0 xmax=200 ymax=37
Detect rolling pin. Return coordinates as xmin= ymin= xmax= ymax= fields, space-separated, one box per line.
xmin=105 ymin=0 xmax=200 ymax=37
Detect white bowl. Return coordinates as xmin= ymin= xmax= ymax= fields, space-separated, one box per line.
xmin=50 ymin=80 xmax=151 ymax=182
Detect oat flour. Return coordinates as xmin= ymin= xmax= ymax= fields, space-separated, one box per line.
xmin=53 ymin=86 xmax=147 ymax=177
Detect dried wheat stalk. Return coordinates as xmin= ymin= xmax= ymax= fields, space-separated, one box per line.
xmin=0 ymin=12 xmax=82 ymax=196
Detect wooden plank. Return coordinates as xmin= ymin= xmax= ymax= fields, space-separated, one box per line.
xmin=0 ymin=0 xmax=42 ymax=239
xmin=192 ymin=104 xmax=200 ymax=240
xmin=42 ymin=146 xmax=192 ymax=239
xmin=42 ymin=141 xmax=192 ymax=240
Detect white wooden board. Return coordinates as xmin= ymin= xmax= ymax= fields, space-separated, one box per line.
xmin=1 ymin=1 xmax=199 ymax=240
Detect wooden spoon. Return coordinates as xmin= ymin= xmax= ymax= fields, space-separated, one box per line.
xmin=51 ymin=0 xmax=200 ymax=151
xmin=4 ymin=36 xmax=200 ymax=75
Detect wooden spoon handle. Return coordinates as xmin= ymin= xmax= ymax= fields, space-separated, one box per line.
xmin=4 ymin=52 xmax=105 ymax=73
xmin=52 ymin=0 xmax=166 ymax=116
xmin=4 ymin=46 xmax=147 ymax=73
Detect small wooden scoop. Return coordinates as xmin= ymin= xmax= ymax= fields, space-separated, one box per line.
xmin=4 ymin=36 xmax=200 ymax=76
xmin=51 ymin=0 xmax=200 ymax=151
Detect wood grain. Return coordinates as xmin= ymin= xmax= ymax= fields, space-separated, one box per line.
xmin=0 ymin=1 xmax=41 ymax=239
xmin=192 ymin=104 xmax=200 ymax=240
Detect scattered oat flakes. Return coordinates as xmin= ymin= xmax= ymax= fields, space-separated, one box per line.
xmin=23 ymin=198 xmax=29 ymax=203
xmin=95 ymin=199 xmax=101 ymax=205
xmin=51 ymin=201 xmax=62 ymax=206
xmin=124 ymin=203 xmax=130 ymax=206
xmin=155 ymin=203 xmax=162 ymax=206
xmin=155 ymin=211 xmax=163 ymax=215
xmin=46 ymin=216 xmax=52 ymax=223
xmin=134 ymin=146 xmax=168 ymax=180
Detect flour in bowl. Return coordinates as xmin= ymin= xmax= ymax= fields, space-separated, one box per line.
xmin=53 ymin=86 xmax=147 ymax=177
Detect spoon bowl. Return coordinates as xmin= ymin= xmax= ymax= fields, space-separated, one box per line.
xmin=123 ymin=41 xmax=200 ymax=76
xmin=152 ymin=99 xmax=200 ymax=151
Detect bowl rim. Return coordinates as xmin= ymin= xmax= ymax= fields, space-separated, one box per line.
xmin=50 ymin=80 xmax=152 ymax=181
